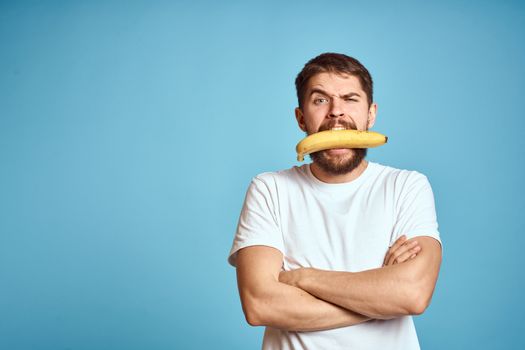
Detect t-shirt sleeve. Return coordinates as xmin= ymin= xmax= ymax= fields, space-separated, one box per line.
xmin=227 ymin=176 xmax=285 ymax=267
xmin=391 ymin=172 xmax=442 ymax=248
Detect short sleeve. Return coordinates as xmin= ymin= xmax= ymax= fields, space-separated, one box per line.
xmin=391 ymin=172 xmax=442 ymax=248
xmin=227 ymin=176 xmax=285 ymax=267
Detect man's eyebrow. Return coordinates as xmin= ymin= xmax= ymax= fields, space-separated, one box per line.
xmin=309 ymin=88 xmax=362 ymax=99
xmin=309 ymin=88 xmax=330 ymax=96
xmin=341 ymin=92 xmax=361 ymax=99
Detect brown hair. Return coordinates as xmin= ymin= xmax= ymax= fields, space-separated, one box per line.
xmin=295 ymin=53 xmax=373 ymax=108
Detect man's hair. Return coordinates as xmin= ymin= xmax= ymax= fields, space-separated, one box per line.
xmin=295 ymin=53 xmax=373 ymax=108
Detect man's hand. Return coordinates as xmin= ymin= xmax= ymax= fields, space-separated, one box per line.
xmin=383 ymin=235 xmax=421 ymax=267
xmin=279 ymin=267 xmax=309 ymax=288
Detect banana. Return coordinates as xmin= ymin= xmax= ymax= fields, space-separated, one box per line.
xmin=296 ymin=130 xmax=388 ymax=161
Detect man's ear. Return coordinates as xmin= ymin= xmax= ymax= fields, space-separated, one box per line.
xmin=295 ymin=107 xmax=307 ymax=132
xmin=367 ymin=103 xmax=378 ymax=129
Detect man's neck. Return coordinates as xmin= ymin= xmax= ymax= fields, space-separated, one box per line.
xmin=310 ymin=159 xmax=369 ymax=184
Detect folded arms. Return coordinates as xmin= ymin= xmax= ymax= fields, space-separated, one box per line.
xmin=236 ymin=236 xmax=441 ymax=331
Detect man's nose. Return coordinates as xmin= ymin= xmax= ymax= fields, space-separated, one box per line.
xmin=328 ymin=98 xmax=344 ymax=118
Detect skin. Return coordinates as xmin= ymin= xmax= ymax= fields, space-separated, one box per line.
xmin=236 ymin=71 xmax=442 ymax=330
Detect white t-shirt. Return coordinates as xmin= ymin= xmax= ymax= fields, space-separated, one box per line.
xmin=228 ymin=161 xmax=441 ymax=350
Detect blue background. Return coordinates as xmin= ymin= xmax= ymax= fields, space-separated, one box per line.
xmin=1 ymin=1 xmax=524 ymax=349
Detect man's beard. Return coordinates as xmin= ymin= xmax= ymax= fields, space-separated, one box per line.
xmin=309 ymin=119 xmax=368 ymax=175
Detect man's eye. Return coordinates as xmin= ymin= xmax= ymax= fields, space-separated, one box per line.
xmin=345 ymin=98 xmax=358 ymax=102
xmin=314 ymin=98 xmax=328 ymax=104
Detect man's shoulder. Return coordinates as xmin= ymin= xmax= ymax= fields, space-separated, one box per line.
xmin=366 ymin=163 xmax=431 ymax=195
xmin=252 ymin=164 xmax=309 ymax=185
xmin=370 ymin=161 xmax=431 ymax=187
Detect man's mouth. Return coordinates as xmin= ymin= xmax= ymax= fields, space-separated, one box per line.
xmin=318 ymin=119 xmax=358 ymax=132
xmin=322 ymin=125 xmax=355 ymax=154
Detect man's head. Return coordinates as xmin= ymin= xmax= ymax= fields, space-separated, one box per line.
xmin=294 ymin=53 xmax=377 ymax=175
xmin=295 ymin=53 xmax=374 ymax=109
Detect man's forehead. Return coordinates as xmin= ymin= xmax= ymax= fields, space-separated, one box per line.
xmin=306 ymin=73 xmax=364 ymax=94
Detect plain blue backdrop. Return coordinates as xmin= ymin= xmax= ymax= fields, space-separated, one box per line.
xmin=1 ymin=1 xmax=524 ymax=349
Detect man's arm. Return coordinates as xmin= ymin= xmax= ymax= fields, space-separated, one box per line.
xmin=279 ymin=236 xmax=441 ymax=319
xmin=236 ymin=245 xmax=371 ymax=332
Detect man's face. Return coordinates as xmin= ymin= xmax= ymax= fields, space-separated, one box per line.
xmin=295 ymin=72 xmax=377 ymax=175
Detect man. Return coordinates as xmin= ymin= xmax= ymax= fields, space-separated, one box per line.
xmin=228 ymin=53 xmax=442 ymax=350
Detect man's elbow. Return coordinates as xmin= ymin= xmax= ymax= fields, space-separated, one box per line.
xmin=407 ymin=297 xmax=429 ymax=316
xmin=241 ymin=296 xmax=267 ymax=327
xmin=406 ymin=286 xmax=434 ymax=315
xmin=244 ymin=308 xmax=264 ymax=327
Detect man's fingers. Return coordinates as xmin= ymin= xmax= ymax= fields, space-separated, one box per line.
xmin=384 ymin=236 xmax=409 ymax=266
xmin=387 ymin=241 xmax=418 ymax=265
xmin=391 ymin=235 xmax=407 ymax=252
xmin=386 ymin=240 xmax=420 ymax=266
xmin=388 ymin=243 xmax=421 ymax=265
xmin=383 ymin=235 xmax=407 ymax=265
xmin=396 ymin=246 xmax=421 ymax=264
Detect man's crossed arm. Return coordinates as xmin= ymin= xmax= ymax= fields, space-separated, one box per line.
xmin=236 ymin=235 xmax=441 ymax=332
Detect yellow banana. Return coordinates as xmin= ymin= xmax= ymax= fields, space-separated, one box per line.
xmin=296 ymin=130 xmax=388 ymax=161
